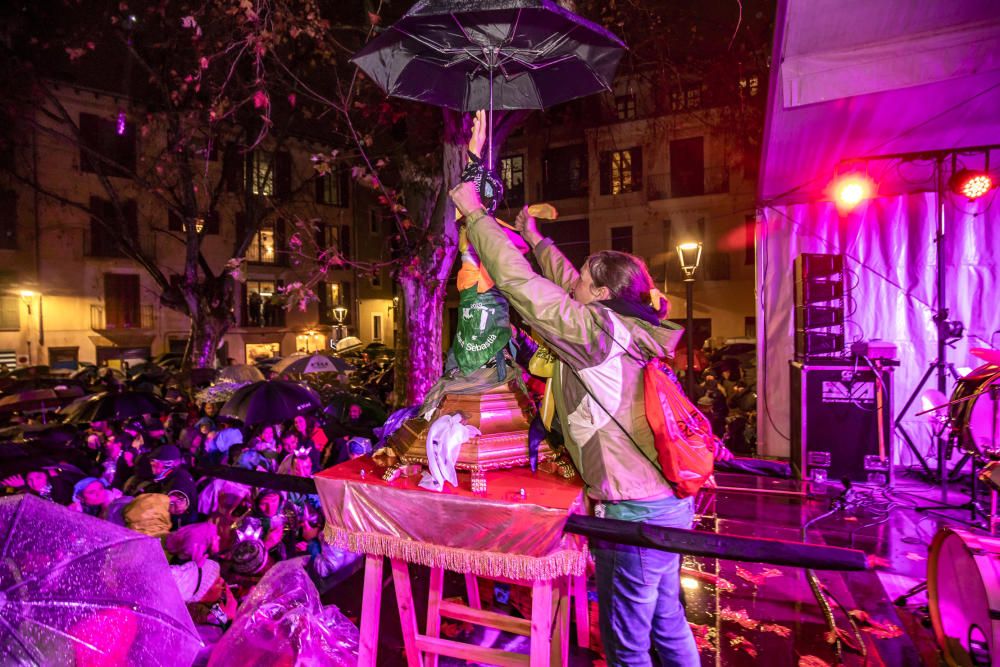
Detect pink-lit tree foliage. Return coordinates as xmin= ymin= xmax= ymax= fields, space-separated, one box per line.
xmin=0 ymin=0 xmax=364 ymax=369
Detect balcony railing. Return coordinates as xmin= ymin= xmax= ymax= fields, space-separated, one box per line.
xmin=646 ymin=167 xmax=730 ymax=201
xmin=84 ymin=230 xmax=156 ymax=258
xmin=91 ymin=304 xmax=155 ymax=331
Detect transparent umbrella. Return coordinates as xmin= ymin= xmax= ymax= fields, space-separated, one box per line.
xmin=0 ymin=494 xmax=201 ymax=666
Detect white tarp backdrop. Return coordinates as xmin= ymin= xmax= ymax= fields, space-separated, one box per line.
xmin=757 ymin=0 xmax=1000 ymax=460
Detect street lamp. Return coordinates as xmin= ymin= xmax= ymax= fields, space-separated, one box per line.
xmin=19 ymin=290 xmax=43 ymax=366
xmin=332 ymin=305 xmax=348 ymax=341
xmin=676 ymin=242 xmax=703 ymax=398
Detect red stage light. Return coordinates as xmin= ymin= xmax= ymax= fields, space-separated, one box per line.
xmin=949 ymin=169 xmax=994 ymax=201
xmin=832 ymin=175 xmax=873 ymax=211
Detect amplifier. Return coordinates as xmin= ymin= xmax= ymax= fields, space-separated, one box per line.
xmin=790 ymin=361 xmax=894 ymax=484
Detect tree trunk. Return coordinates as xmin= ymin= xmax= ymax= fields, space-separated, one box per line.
xmin=186 ymin=313 xmax=229 ymax=369
xmin=394 ymin=110 xmax=466 ymax=406
xmin=398 ymin=276 xmax=447 ymax=404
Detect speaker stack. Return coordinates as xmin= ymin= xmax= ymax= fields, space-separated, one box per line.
xmin=794 ymin=253 xmax=846 ymax=360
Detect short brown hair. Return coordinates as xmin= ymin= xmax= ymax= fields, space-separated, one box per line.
xmin=585 ymin=250 xmax=668 ymax=319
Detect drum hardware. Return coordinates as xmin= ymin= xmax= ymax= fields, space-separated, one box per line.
xmin=911 ymin=362 xmax=1000 ymax=529
xmin=895 ymin=356 xmax=963 ymax=482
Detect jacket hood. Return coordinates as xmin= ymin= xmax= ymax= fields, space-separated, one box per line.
xmin=611 ymin=309 xmax=683 ymax=360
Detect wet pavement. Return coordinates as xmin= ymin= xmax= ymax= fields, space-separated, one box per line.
xmin=325 ymin=468 xmax=985 ymax=665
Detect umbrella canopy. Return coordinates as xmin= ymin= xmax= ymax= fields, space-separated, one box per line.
xmin=217 ymin=364 xmax=266 ymax=384
xmin=334 ymin=336 xmax=363 ymax=353
xmin=220 ymin=380 xmax=323 ymax=426
xmin=323 ymin=392 xmax=388 ymax=428
xmin=272 ymin=354 xmax=352 ymax=375
xmin=0 ymin=387 xmax=85 ymax=416
xmin=0 ymin=494 xmax=200 ymax=666
xmin=351 ymin=0 xmax=626 ymax=112
xmin=58 ymin=391 xmax=169 ymax=424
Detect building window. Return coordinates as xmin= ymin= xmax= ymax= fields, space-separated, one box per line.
xmin=540 ymin=218 xmax=590 ymax=271
xmin=246 ymin=342 xmax=280 ymax=363
xmin=745 ymin=316 xmax=757 ymax=338
xmin=0 ymin=349 xmax=17 ymax=371
xmin=0 ymin=190 xmax=16 ymax=249
xmin=499 ymin=155 xmax=525 ymax=208
xmin=245 ymin=279 xmax=285 ymax=327
xmin=739 ymin=74 xmax=760 ymax=98
xmin=89 ymin=197 xmax=138 ymax=257
xmin=48 ymin=346 xmax=80 ymax=370
xmin=247 ymin=150 xmax=275 ymax=196
xmin=610 ymin=226 xmax=633 ymax=254
xmin=246 ymin=221 xmax=277 ymax=264
xmin=79 ymin=112 xmax=136 ymax=177
xmin=318 ymin=281 xmax=351 ymax=325
xmin=372 ymin=313 xmax=383 ymax=342
xmin=0 ymin=296 xmax=19 ymax=331
xmin=103 ymin=273 xmax=140 ymax=329
xmin=703 ymin=252 xmax=731 ymax=281
xmin=669 ymin=137 xmax=705 ymax=197
xmin=316 ymin=169 xmax=349 ymax=207
xmin=745 ymin=215 xmax=756 ymax=265
xmin=615 ymin=94 xmax=636 ymax=121
xmin=544 ymin=145 xmax=588 ymax=199
xmin=168 ymin=209 xmax=219 ymax=235
xmin=371 ymin=269 xmax=382 ymax=288
xmin=600 ymin=148 xmax=642 ymax=195
xmin=670 ymin=87 xmax=702 ymax=112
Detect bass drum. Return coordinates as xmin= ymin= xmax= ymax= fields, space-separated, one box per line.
xmin=949 ymin=363 xmax=1000 ymax=453
xmin=928 ymin=526 xmax=1000 ymax=666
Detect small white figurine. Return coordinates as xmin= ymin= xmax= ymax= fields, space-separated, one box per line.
xmin=419 ymin=413 xmax=480 ymax=492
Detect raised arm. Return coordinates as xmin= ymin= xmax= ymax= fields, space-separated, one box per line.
xmin=452 ymin=182 xmax=609 ymax=367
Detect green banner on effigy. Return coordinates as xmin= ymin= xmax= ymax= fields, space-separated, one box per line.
xmin=452 ymin=286 xmax=511 ymax=375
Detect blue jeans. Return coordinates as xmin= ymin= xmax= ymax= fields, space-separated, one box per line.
xmin=593 ymin=495 xmax=699 ymax=667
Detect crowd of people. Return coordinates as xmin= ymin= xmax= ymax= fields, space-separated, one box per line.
xmin=0 ymin=387 xmax=378 ymax=659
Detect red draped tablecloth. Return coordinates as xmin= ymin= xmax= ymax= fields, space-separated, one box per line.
xmin=315 ymin=458 xmax=588 ymax=580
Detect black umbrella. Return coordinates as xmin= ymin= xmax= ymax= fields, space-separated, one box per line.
xmin=220 ymin=380 xmax=323 ymax=426
xmin=57 ymin=391 xmax=168 ymax=424
xmin=352 ymin=0 xmax=626 ymax=165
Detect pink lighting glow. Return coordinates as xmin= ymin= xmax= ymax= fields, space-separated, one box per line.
xmin=831 ymin=175 xmax=874 ymax=212
xmin=949 ymin=169 xmax=994 ymax=201
xmin=116 ymin=111 xmax=127 ymax=136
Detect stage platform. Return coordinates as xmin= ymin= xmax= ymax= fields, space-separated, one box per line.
xmin=322 ymin=467 xmax=981 ymax=665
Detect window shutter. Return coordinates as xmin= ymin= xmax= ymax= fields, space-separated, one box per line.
xmin=315 ymin=175 xmax=325 ymax=204
xmin=204 ymin=209 xmax=220 ymax=235
xmin=276 ymin=219 xmax=287 ymax=266
xmin=275 ymin=151 xmax=292 ymax=199
xmin=123 ymin=200 xmax=138 ymax=238
xmin=632 ymin=147 xmax=643 ymax=192
xmin=0 ymin=190 xmax=16 ymax=249
xmin=168 ymin=210 xmax=183 ymax=232
xmin=235 ymin=211 xmax=247 ymax=256
xmin=599 ymin=152 xmax=611 ymax=195
xmin=340 ymin=224 xmax=351 ymax=259
xmin=342 ymin=282 xmax=352 ymax=325
xmin=222 ymin=143 xmax=243 ymax=192
xmin=339 ymin=168 xmax=350 ymax=207
xmin=79 ymin=113 xmax=101 ymax=173
xmin=317 ymin=281 xmax=329 ymax=323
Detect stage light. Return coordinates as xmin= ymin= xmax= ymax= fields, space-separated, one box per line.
xmin=832 ymin=175 xmax=873 ymax=211
xmin=949 ymin=169 xmax=994 ymax=201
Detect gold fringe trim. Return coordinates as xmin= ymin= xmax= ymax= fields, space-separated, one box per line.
xmin=324 ymin=524 xmax=587 ymax=580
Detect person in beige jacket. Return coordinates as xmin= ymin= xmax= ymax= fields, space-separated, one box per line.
xmin=451 ymin=121 xmax=698 ymax=665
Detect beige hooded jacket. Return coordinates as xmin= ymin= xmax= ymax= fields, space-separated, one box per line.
xmin=468 ymin=212 xmax=683 ymax=501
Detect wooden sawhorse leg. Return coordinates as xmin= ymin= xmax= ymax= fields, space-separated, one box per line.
xmin=358 ymin=555 xmax=384 ymax=667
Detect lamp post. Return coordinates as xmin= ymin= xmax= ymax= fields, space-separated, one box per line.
xmin=19 ymin=290 xmax=42 ymax=366
xmin=332 ymin=305 xmax=348 ymax=341
xmin=676 ymin=242 xmax=703 ymax=398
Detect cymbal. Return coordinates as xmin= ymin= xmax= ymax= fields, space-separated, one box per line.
xmin=971 ymin=348 xmax=1000 ymax=366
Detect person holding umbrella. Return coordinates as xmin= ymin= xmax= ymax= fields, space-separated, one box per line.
xmin=449 ymin=113 xmax=698 ymax=667
xmin=145 ymin=444 xmax=198 ymax=527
